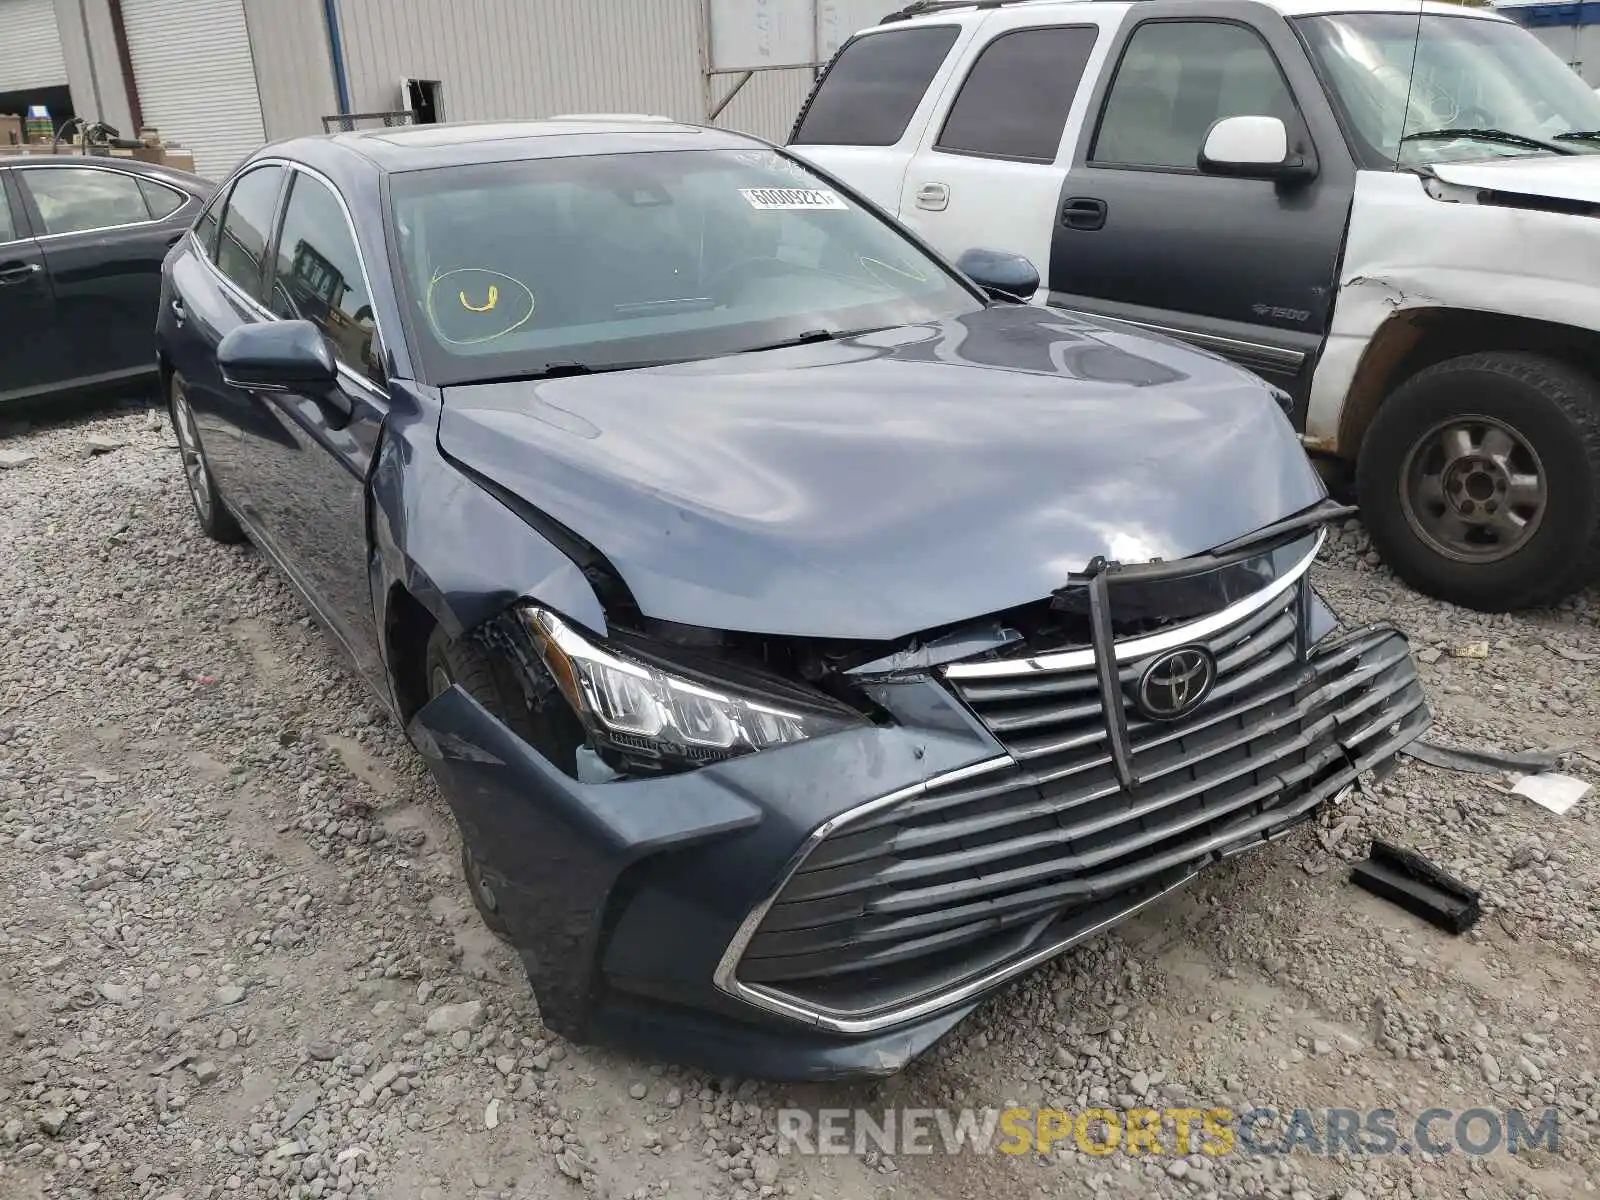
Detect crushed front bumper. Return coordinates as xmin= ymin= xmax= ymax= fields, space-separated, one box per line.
xmin=411 ymin=564 xmax=1429 ymax=1080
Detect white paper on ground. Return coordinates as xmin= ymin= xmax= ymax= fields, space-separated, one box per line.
xmin=1510 ymin=773 xmax=1592 ymax=816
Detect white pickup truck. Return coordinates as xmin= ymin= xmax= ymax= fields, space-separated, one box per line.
xmin=788 ymin=0 xmax=1600 ymax=613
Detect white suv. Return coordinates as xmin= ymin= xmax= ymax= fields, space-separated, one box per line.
xmin=789 ymin=0 xmax=1600 ymax=612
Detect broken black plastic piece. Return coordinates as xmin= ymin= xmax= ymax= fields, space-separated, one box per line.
xmin=1081 ymin=557 xmax=1137 ymax=792
xmin=1351 ymin=840 xmax=1481 ymax=934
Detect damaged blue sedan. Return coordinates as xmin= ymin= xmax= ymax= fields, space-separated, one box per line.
xmin=157 ymin=118 xmax=1430 ymax=1080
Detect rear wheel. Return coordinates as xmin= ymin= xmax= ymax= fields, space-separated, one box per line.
xmin=1357 ymin=351 xmax=1600 ymax=611
xmin=424 ymin=625 xmax=536 ymax=943
xmin=170 ymin=374 xmax=244 ymax=544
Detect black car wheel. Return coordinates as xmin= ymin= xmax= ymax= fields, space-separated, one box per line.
xmin=169 ymin=375 xmax=245 ymax=544
xmin=424 ymin=625 xmax=541 ymax=943
xmin=1357 ymin=351 xmax=1600 ymax=611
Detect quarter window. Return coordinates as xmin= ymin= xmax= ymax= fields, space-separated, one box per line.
xmin=215 ymin=165 xmax=285 ymax=296
xmin=19 ymin=166 xmax=150 ymax=235
xmin=139 ymin=177 xmax=187 ymax=220
xmin=791 ymin=26 xmax=960 ymax=147
xmin=937 ymin=26 xmax=1099 ymax=162
xmin=1091 ymin=21 xmax=1298 ymax=170
xmin=267 ymin=171 xmax=381 ymax=384
xmin=0 ymin=183 xmax=15 ymax=242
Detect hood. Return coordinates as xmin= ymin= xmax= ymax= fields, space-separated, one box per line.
xmin=1428 ymin=154 xmax=1600 ymax=206
xmin=438 ymin=305 xmax=1324 ymax=640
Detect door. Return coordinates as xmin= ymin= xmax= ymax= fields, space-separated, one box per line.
xmin=15 ymin=163 xmax=194 ymax=387
xmin=0 ymin=168 xmax=61 ymax=402
xmin=1048 ymin=4 xmax=1356 ymax=410
xmin=121 ymin=0 xmax=267 ymax=179
xmin=168 ymin=161 xmax=289 ymax=505
xmin=243 ymin=166 xmax=388 ymax=680
xmin=898 ymin=19 xmax=1110 ymax=283
xmin=789 ymin=22 xmax=969 ymax=213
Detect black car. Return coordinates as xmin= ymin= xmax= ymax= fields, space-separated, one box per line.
xmin=0 ymin=154 xmax=213 ymax=407
xmin=156 ymin=118 xmax=1429 ymax=1080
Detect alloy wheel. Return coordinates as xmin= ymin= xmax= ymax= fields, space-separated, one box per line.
xmin=1399 ymin=415 xmax=1547 ymax=564
xmin=171 ymin=385 xmax=212 ymax=523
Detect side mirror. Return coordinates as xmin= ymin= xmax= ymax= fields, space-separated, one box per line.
xmin=219 ymin=320 xmax=339 ymax=395
xmin=955 ymin=248 xmax=1041 ymax=304
xmin=1198 ymin=115 xmax=1313 ymax=182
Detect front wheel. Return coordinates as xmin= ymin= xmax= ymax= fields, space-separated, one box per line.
xmin=1357 ymin=351 xmax=1600 ymax=611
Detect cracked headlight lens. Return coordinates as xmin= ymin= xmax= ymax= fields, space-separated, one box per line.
xmin=520 ymin=607 xmax=859 ymax=770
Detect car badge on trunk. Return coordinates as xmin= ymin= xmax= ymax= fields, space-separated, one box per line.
xmin=1134 ymin=646 xmax=1216 ymax=720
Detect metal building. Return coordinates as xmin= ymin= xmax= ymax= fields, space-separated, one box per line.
xmin=1494 ymin=0 xmax=1600 ymax=83
xmin=0 ymin=0 xmax=885 ymax=179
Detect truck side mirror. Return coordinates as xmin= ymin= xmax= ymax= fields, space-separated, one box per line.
xmin=1198 ymin=115 xmax=1315 ymax=182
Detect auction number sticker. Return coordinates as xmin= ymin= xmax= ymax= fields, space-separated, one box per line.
xmin=740 ymin=187 xmax=848 ymax=211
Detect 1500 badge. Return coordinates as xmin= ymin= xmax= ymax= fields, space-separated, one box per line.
xmin=1253 ymin=304 xmax=1311 ymax=322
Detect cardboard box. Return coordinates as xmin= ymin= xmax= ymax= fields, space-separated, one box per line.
xmin=162 ymin=149 xmax=196 ymax=174
xmin=0 ymin=114 xmax=21 ymax=146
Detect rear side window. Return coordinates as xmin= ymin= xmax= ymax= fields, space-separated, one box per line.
xmin=19 ymin=166 xmax=149 ymax=235
xmin=937 ymin=26 xmax=1099 ymax=162
xmin=139 ymin=178 xmax=187 ymax=220
xmin=791 ymin=26 xmax=960 ymax=147
xmin=215 ymin=165 xmax=285 ymax=296
xmin=0 ymin=181 xmax=16 ymax=243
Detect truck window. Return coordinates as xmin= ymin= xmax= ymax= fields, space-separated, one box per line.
xmin=935 ymin=26 xmax=1099 ymax=162
xmin=791 ymin=26 xmax=960 ymax=147
xmin=1091 ymin=20 xmax=1298 ymax=170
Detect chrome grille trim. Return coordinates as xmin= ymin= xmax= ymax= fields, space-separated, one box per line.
xmin=943 ymin=527 xmax=1324 ymax=679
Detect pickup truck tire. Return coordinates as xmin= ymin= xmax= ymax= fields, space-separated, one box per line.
xmin=425 ymin=624 xmax=537 ymax=944
xmin=1357 ymin=351 xmax=1600 ymax=612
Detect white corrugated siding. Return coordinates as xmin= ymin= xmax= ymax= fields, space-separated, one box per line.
xmin=709 ymin=67 xmax=818 ymax=143
xmin=121 ymin=0 xmax=266 ymax=179
xmin=245 ymin=0 xmax=337 ymax=141
xmin=0 ymin=0 xmax=68 ymax=92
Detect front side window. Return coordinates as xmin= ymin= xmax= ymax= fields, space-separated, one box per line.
xmin=937 ymin=26 xmax=1099 ymax=162
xmin=215 ymin=165 xmax=285 ymax=296
xmin=19 ymin=166 xmax=151 ymax=235
xmin=267 ymin=171 xmax=381 ymax=384
xmin=389 ymin=148 xmax=983 ymax=386
xmin=1296 ymin=13 xmax=1600 ymax=166
xmin=1092 ymin=21 xmax=1298 ymax=170
xmin=791 ymin=26 xmax=961 ymax=146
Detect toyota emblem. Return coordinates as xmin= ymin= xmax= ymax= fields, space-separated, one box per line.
xmin=1134 ymin=646 xmax=1217 ymax=721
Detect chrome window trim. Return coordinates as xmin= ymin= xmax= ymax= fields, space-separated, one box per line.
xmin=11 ymin=160 xmax=196 ymax=241
xmin=943 ymin=527 xmax=1324 ymax=679
xmin=192 ymin=156 xmax=390 ymax=401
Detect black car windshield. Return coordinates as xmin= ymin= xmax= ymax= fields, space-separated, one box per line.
xmin=387 ymin=147 xmax=983 ymax=384
xmin=1296 ymin=13 xmax=1600 ymax=166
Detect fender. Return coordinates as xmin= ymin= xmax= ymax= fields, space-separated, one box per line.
xmin=1305 ymin=170 xmax=1600 ymax=454
xmin=365 ymin=382 xmax=607 ymax=707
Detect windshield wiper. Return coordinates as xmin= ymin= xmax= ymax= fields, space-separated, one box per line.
xmin=1555 ymin=129 xmax=1600 ymax=143
xmin=465 ymin=361 xmax=649 ymax=385
xmin=1400 ymin=127 xmax=1577 ymax=156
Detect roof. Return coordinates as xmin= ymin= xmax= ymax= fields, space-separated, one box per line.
xmin=0 ymin=152 xmax=214 ymax=191
xmin=267 ymin=116 xmax=769 ymax=174
xmin=875 ymin=0 xmax=1506 ymax=24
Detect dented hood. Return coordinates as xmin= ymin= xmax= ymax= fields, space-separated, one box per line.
xmin=438 ymin=306 xmax=1324 ymax=640
xmin=1428 ymin=154 xmax=1600 ymax=206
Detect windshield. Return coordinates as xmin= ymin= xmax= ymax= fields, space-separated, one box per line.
xmin=1296 ymin=13 xmax=1600 ymax=165
xmin=387 ymin=148 xmax=982 ymax=384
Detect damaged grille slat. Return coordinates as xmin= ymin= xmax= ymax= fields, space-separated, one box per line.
xmin=732 ymin=572 xmax=1429 ymax=1022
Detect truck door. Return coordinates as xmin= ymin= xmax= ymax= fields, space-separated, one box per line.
xmin=1049 ymin=1 xmax=1356 ymax=415
xmin=788 ymin=21 xmax=970 ymax=216
xmin=896 ymin=13 xmax=1120 ymax=285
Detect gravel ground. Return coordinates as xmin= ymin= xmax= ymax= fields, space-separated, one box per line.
xmin=1 ymin=405 xmax=1597 ymax=1200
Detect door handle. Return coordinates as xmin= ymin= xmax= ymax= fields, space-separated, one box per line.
xmin=170 ymin=297 xmax=187 ymax=325
xmin=0 ymin=261 xmax=41 ymax=285
xmin=914 ymin=182 xmax=949 ymax=212
xmin=1060 ymin=197 xmax=1107 ymax=231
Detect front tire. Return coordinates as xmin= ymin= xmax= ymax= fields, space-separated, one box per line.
xmin=425 ymin=625 xmax=535 ymax=944
xmin=169 ymin=374 xmax=244 ymax=544
xmin=1357 ymin=351 xmax=1600 ymax=611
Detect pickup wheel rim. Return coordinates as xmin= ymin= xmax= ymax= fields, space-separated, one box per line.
xmin=172 ymin=385 xmax=212 ymax=523
xmin=1400 ymin=415 xmax=1547 ymax=564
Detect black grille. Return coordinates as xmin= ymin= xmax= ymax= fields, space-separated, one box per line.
xmin=734 ymin=584 xmax=1428 ymax=1019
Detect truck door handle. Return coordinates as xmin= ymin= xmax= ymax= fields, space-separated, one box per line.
xmin=915 ymin=182 xmax=949 ymax=211
xmin=1060 ymin=197 xmax=1107 ymax=231
xmin=0 ymin=260 xmax=42 ymax=285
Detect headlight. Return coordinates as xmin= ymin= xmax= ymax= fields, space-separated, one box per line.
xmin=519 ymin=607 xmax=860 ymax=773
